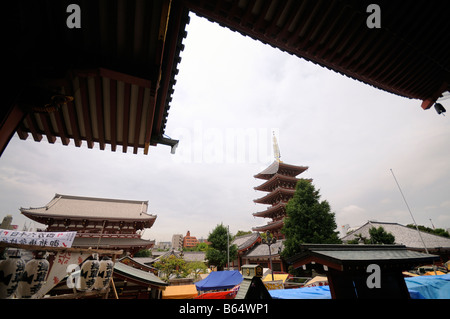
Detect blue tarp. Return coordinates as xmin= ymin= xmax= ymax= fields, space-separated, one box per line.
xmin=405 ymin=274 xmax=450 ymax=299
xmin=270 ymin=286 xmax=331 ymax=299
xmin=269 ymin=274 xmax=450 ymax=299
xmin=195 ymin=270 xmax=243 ymax=291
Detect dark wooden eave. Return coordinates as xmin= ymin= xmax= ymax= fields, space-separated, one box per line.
xmin=3 ymin=0 xmax=189 ymax=156
xmin=185 ymin=0 xmax=450 ymax=109
xmin=4 ymin=0 xmax=450 ymax=158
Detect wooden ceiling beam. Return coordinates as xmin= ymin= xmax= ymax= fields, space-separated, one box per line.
xmin=78 ymin=76 xmax=95 ymax=149
xmin=122 ymin=83 xmax=131 ymax=153
xmin=24 ymin=114 xmax=42 ymax=142
xmin=38 ymin=113 xmax=56 ymax=144
xmin=133 ymin=87 xmax=145 ymax=154
xmin=94 ymin=76 xmax=106 ymax=151
xmin=109 ymin=79 xmax=118 ymax=152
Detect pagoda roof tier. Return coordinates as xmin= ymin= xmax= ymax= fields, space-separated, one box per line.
xmin=252 ymin=219 xmax=284 ymax=233
xmin=253 ymin=202 xmax=287 ymax=218
xmin=20 ymin=194 xmax=157 ymax=223
xmin=254 ymin=174 xmax=299 ymax=192
xmin=253 ymin=187 xmax=296 ymax=205
xmin=254 ymin=161 xmax=308 ymax=180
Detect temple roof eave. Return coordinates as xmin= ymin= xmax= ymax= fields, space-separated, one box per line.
xmin=20 ymin=193 xmax=154 ymax=219
xmin=20 ymin=209 xmax=157 ymax=223
xmin=19 ymin=193 xmax=157 ymax=222
xmin=232 ymin=233 xmax=262 ymax=253
xmin=252 ymin=219 xmax=285 ymax=232
xmin=253 ymin=202 xmax=286 ymax=218
xmin=254 ymin=161 xmax=309 ymax=180
xmin=254 ymin=174 xmax=299 ymax=191
xmin=253 ymin=188 xmax=296 ymax=204
xmin=73 ymin=237 xmax=155 ymax=248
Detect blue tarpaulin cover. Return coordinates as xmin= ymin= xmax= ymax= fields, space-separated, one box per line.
xmin=195 ymin=270 xmax=243 ymax=291
xmin=270 ymin=286 xmax=332 ymax=299
xmin=405 ymin=274 xmax=450 ymax=299
xmin=269 ymin=274 xmax=450 ymax=299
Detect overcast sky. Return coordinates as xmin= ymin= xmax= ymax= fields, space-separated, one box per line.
xmin=1 ymin=13 xmax=449 ymax=242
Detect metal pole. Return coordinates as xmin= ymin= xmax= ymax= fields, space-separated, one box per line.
xmin=268 ymin=244 xmax=274 ymax=281
xmin=390 ymin=169 xmax=429 ymax=254
xmin=227 ymin=225 xmax=229 ymax=270
xmin=96 ymin=220 xmax=106 ymax=250
xmin=264 ymin=231 xmax=275 ymax=281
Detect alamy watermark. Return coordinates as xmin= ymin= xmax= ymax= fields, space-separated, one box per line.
xmin=366 ymin=4 xmax=381 ymax=29
xmin=66 ymin=3 xmax=381 ymax=30
xmin=366 ymin=263 xmax=381 ymax=288
xmin=66 ymin=4 xmax=81 ymax=29
xmin=170 ymin=122 xmax=279 ymax=165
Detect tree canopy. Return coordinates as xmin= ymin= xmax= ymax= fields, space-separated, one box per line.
xmin=153 ymin=254 xmax=187 ymax=282
xmin=368 ymin=226 xmax=396 ymax=244
xmin=182 ymin=242 xmax=209 ymax=252
xmin=205 ymin=223 xmax=237 ymax=270
xmin=281 ymin=179 xmax=341 ymax=259
xmin=406 ymin=224 xmax=450 ymax=238
xmin=347 ymin=226 xmax=396 ymax=244
xmin=235 ymin=230 xmax=252 ymax=237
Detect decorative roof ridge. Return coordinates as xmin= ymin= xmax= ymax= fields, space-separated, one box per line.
xmin=277 ymin=162 xmax=309 ymax=170
xmin=367 ymin=220 xmax=400 ymax=225
xmin=254 ymin=161 xmax=309 ymax=179
xmin=53 ymin=193 xmax=149 ymax=205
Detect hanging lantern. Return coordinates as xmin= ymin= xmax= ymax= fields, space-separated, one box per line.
xmin=78 ymin=254 xmax=100 ymax=291
xmin=16 ymin=252 xmax=49 ymax=298
xmin=93 ymin=256 xmax=114 ymax=291
xmin=0 ymin=250 xmax=25 ymax=299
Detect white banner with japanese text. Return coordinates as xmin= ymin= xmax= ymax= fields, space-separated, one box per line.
xmin=0 ymin=229 xmax=76 ymax=248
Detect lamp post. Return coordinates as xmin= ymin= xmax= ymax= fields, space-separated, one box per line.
xmin=262 ymin=230 xmax=277 ymax=281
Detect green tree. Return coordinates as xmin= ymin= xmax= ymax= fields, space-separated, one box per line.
xmin=434 ymin=228 xmax=450 ymax=238
xmin=183 ymin=242 xmax=209 ymax=252
xmin=368 ymin=226 xmax=395 ymax=244
xmin=281 ymin=179 xmax=341 ymax=259
xmin=134 ymin=249 xmax=151 ymax=257
xmin=187 ymin=261 xmax=208 ymax=281
xmin=195 ymin=242 xmax=209 ymax=251
xmin=235 ymin=230 xmax=252 ymax=237
xmin=406 ymin=224 xmax=450 ymax=238
xmin=347 ymin=226 xmax=395 ymax=244
xmin=346 ymin=233 xmax=368 ymax=244
xmin=153 ymin=254 xmax=187 ymax=282
xmin=205 ymin=223 xmax=238 ymax=270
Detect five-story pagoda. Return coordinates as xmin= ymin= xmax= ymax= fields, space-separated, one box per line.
xmin=252 ymin=133 xmax=310 ymax=239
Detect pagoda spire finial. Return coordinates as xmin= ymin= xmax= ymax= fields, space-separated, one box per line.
xmin=272 ymin=131 xmax=281 ymax=162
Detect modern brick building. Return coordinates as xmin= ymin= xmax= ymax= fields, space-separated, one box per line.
xmin=182 ymin=230 xmax=199 ymax=249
